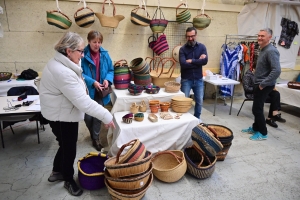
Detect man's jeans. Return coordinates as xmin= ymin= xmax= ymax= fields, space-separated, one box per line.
xmin=180 ymin=78 xmax=204 ymax=119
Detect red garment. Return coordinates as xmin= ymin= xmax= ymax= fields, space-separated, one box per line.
xmin=90 ymin=50 xmax=100 ymax=82
xmin=249 ymin=42 xmax=255 ymax=71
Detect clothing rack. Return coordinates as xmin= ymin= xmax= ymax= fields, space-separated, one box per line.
xmin=224 ymin=34 xmax=276 ymax=46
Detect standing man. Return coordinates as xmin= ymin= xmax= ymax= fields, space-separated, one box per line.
xmin=242 ymin=28 xmax=281 ymax=141
xmin=179 ymin=27 xmax=208 ymax=123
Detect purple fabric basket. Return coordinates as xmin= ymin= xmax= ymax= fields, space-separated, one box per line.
xmin=78 ymin=153 xmax=108 ymax=190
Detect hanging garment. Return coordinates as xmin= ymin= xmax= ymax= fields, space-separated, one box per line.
xmin=278 ymin=18 xmax=299 ymax=49
xmin=219 ymin=44 xmax=241 ymax=96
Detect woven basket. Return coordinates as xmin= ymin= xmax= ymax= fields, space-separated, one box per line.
xmin=131 ymin=6 xmax=151 ymax=26
xmin=74 ymin=7 xmax=95 ymax=28
xmin=117 ymin=139 xmax=146 ymax=164
xmin=134 ymin=113 xmax=144 ymax=122
xmin=105 ymin=151 xmax=152 ymax=178
xmin=77 ymin=152 xmax=107 ymax=190
xmin=46 ymin=10 xmax=72 ymax=29
xmin=139 ymin=100 xmax=147 ymax=112
xmin=95 ymin=0 xmax=124 ymax=28
xmin=191 ymin=124 xmax=223 ymax=157
xmin=176 ymin=3 xmax=191 ymax=24
xmin=152 ymin=150 xmax=187 ymax=183
xmin=206 ymin=124 xmax=234 ymax=144
xmin=105 ymin=173 xmax=153 ymax=200
xmin=193 ymin=14 xmax=211 ymax=30
xmin=0 ymin=72 xmax=12 ymax=81
xmin=164 ymin=81 xmax=181 ymax=93
xmin=216 ymin=142 xmax=232 ymax=161
xmin=184 ymin=145 xmax=217 ymax=179
xmin=105 ymin=162 xmax=152 ymax=191
xmin=130 ymin=103 xmax=139 ymax=114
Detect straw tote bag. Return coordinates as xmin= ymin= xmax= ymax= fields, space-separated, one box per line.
xmin=74 ymin=4 xmax=95 ymax=28
xmin=95 ymin=0 xmax=125 ymax=28
xmin=46 ymin=0 xmax=72 ymax=29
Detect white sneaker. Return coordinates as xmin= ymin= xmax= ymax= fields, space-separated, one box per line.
xmin=198 ymin=119 xmax=203 ymax=124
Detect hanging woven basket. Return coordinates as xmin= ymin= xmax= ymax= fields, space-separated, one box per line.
xmin=193 ymin=14 xmax=211 ymax=30
xmin=46 ymin=10 xmax=72 ymax=29
xmin=74 ymin=6 xmax=95 ymax=28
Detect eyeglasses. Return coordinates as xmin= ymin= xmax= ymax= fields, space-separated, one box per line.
xmin=186 ymin=35 xmax=196 ymax=38
xmin=75 ymin=49 xmax=84 ymax=55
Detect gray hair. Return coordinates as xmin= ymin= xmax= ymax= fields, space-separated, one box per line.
xmin=260 ymin=28 xmax=273 ymax=36
xmin=54 ymin=32 xmax=84 ymax=55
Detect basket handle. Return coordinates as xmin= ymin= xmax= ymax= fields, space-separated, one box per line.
xmin=132 ymin=6 xmax=151 ymax=18
xmin=152 ymin=151 xmax=183 ymax=164
xmin=158 ymin=57 xmax=176 ymax=78
xmin=114 ymin=59 xmax=128 ymax=67
xmin=74 ymin=6 xmax=94 ymax=18
xmin=115 ymin=139 xmax=139 ymax=164
xmin=102 ymin=0 xmax=116 ymax=16
xmin=152 ymin=7 xmax=165 ymax=20
xmin=194 ymin=13 xmax=211 ymax=19
xmin=176 ymin=3 xmax=187 ymax=15
xmin=200 ymin=123 xmax=220 ymax=140
xmin=191 ymin=144 xmax=212 ymax=167
xmin=148 ymin=35 xmax=157 ymax=45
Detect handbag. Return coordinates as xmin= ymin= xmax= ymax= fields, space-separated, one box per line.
xmin=97 ymin=86 xmax=112 ymax=98
xmin=95 ymin=0 xmax=125 ymax=28
xmin=150 ymin=7 xmax=168 ymax=33
xmin=148 ymin=34 xmax=169 ymax=55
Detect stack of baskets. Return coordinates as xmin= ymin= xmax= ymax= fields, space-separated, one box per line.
xmin=104 ymin=139 xmax=153 ymax=199
xmin=151 ymin=150 xmax=187 ymax=183
xmin=171 ymin=96 xmax=193 ymax=113
xmin=130 ymin=57 xmax=151 ymax=86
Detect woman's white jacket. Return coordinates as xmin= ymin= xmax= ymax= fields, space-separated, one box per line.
xmin=39 ymin=51 xmax=112 ymax=124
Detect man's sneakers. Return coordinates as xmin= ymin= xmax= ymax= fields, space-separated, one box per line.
xmin=241 ymin=127 xmax=255 ymax=134
xmin=272 ymin=113 xmax=286 ymax=123
xmin=266 ymin=118 xmax=278 ymax=128
xmin=249 ymin=132 xmax=268 ymax=141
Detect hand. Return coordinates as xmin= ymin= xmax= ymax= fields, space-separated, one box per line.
xmin=103 ymin=80 xmax=109 ymax=88
xmin=259 ymin=85 xmax=263 ymax=90
xmin=93 ymin=81 xmax=102 ymax=91
xmin=104 ymin=120 xmax=115 ymax=129
xmin=200 ymin=54 xmax=206 ymax=59
xmin=186 ymin=59 xmax=192 ymax=63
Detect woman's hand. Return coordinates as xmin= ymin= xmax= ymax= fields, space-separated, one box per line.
xmin=103 ymin=80 xmax=109 ymax=88
xmin=104 ymin=120 xmax=115 ymax=129
xmin=93 ymin=81 xmax=102 ymax=91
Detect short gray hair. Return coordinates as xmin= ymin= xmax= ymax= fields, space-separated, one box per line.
xmin=54 ymin=32 xmax=84 ymax=55
xmin=260 ymin=28 xmax=273 ymax=36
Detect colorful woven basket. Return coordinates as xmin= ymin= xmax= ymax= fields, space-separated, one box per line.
xmin=77 ymin=152 xmax=107 ymax=190
xmin=193 ymin=14 xmax=211 ymax=30
xmin=184 ymin=145 xmax=217 ymax=179
xmin=191 ymin=124 xmax=223 ymax=157
xmin=150 ymin=7 xmax=168 ymax=33
xmin=151 ymin=150 xmax=187 ymax=183
xmin=74 ymin=7 xmax=95 ymax=28
xmin=105 ymin=150 xmax=152 ymax=178
xmin=131 ymin=6 xmax=151 ymax=26
xmin=117 ymin=139 xmax=146 ymax=165
xmin=176 ymin=3 xmax=191 ymax=23
xmin=46 ymin=10 xmax=72 ymax=29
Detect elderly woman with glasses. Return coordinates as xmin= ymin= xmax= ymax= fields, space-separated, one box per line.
xmin=39 ymin=32 xmax=115 ymax=196
xmin=81 ymin=30 xmax=114 ymax=151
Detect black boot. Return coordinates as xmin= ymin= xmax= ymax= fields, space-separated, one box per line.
xmin=266 ymin=118 xmax=278 ymax=128
xmin=92 ymin=139 xmax=103 ymax=151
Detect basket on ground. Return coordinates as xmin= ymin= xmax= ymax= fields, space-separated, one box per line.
xmin=151 ymin=150 xmax=187 ymax=183
xmin=77 ymin=152 xmax=107 ymax=190
xmin=184 ymin=145 xmax=217 ymax=179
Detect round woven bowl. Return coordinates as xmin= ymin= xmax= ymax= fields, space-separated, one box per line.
xmin=184 ymin=146 xmax=217 ymax=179
xmin=151 ymin=150 xmax=187 ymax=183
xmin=105 ymin=151 xmax=152 ymax=178
xmin=105 ymin=173 xmax=153 ymax=200
xmin=164 ymin=81 xmax=181 ymax=93
xmin=172 ymin=105 xmax=192 ymax=113
xmin=122 ymin=113 xmax=133 ymax=124
xmin=0 ymin=72 xmax=12 ymax=81
xmin=104 ymin=162 xmax=152 ymax=191
xmin=134 ymin=113 xmax=144 ymax=122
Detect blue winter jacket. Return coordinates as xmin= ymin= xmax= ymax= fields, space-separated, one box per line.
xmin=179 ymin=42 xmax=208 ymax=79
xmin=81 ymin=45 xmax=114 ymax=106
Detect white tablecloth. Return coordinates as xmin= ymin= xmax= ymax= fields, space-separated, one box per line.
xmin=110 ymin=87 xmax=185 ymax=114
xmin=108 ymin=110 xmax=198 ymax=156
xmin=0 ymin=79 xmax=37 ymax=96
xmin=276 ymin=83 xmax=300 ymax=108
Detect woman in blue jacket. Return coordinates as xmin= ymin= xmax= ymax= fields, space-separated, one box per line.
xmin=81 ymin=30 xmax=114 ymax=151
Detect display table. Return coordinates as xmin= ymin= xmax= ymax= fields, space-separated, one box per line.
xmin=276 ymin=83 xmax=300 ymax=108
xmin=204 ymin=77 xmax=240 ymax=116
xmin=108 ymin=110 xmax=198 ymax=156
xmin=0 ymin=79 xmax=37 ymax=96
xmin=0 ymin=95 xmax=41 ymax=148
xmin=110 ymin=86 xmax=185 ymax=114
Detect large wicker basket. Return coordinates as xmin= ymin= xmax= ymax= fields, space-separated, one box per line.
xmin=105 ymin=151 xmax=152 ymax=178
xmin=151 ymin=150 xmax=187 ymax=183
xmin=184 ymin=145 xmax=217 ymax=179
xmin=164 ymin=81 xmax=181 ymax=93
xmin=77 ymin=152 xmax=107 ymax=190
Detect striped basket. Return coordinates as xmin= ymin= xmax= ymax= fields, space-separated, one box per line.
xmin=130 ymin=6 xmax=151 ymax=26
xmin=191 ymin=124 xmax=223 ymax=157
xmin=114 ymin=59 xmax=131 ymax=89
xmin=74 ymin=7 xmax=95 ymax=28
xmin=175 ymin=3 xmax=191 ymax=23
xmin=117 ymin=139 xmax=146 ymax=165
xmin=46 ymin=10 xmax=72 ymax=29
xmin=184 ymin=145 xmax=217 ymax=179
